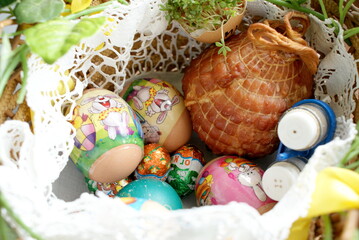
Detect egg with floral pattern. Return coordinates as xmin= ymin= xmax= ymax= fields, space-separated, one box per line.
xmin=135 ymin=143 xmax=171 ymax=181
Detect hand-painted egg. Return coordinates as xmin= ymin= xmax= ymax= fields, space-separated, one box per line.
xmin=86 ymin=177 xmax=132 ymax=198
xmin=118 ymin=197 xmax=168 ymax=212
xmin=167 ymin=144 xmax=206 ymax=197
xmin=121 ymin=78 xmax=192 ymax=152
xmin=135 ymin=143 xmax=171 ymax=181
xmin=69 ymin=88 xmax=144 ymax=183
xmin=195 ymin=156 xmax=277 ymax=214
xmin=117 ymin=178 xmax=183 ymax=210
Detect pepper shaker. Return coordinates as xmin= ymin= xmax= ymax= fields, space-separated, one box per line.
xmin=262 ymin=99 xmax=336 ymax=201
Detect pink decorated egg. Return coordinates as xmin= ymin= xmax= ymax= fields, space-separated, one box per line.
xmin=195 ymin=156 xmax=276 ymax=214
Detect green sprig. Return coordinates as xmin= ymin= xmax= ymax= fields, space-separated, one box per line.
xmin=0 ymin=192 xmax=44 ymax=240
xmin=160 ymin=0 xmax=243 ymax=56
xmin=216 ymin=39 xmax=231 ymax=56
xmin=215 ymin=23 xmax=232 ymax=57
xmin=160 ymin=0 xmax=244 ymax=34
xmin=264 ymin=0 xmax=357 ymax=41
xmin=322 ymin=215 xmax=333 ymax=240
xmin=338 ymin=123 xmax=359 ymax=172
xmin=64 ymin=0 xmax=128 ymax=20
xmin=317 ymin=0 xmax=328 ymax=19
xmin=339 ymin=0 xmax=356 ymax=26
xmin=262 ymin=0 xmax=325 ymax=20
xmin=344 ymin=27 xmax=359 ymax=40
xmin=17 ymin=47 xmax=30 ymax=104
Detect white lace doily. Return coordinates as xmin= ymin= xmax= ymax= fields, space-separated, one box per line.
xmin=0 ymin=0 xmax=358 ymax=239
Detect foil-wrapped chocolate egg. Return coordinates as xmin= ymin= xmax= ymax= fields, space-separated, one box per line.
xmin=167 ymin=144 xmax=206 ymax=197
xmin=86 ymin=177 xmax=132 ymax=198
xmin=121 ymin=78 xmax=192 ymax=152
xmin=135 ymin=143 xmax=171 ymax=181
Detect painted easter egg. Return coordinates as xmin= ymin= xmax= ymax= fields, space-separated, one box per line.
xmin=121 ymin=78 xmax=192 ymax=152
xmin=69 ymin=88 xmax=144 ymax=183
xmin=195 ymin=156 xmax=276 ymax=214
xmin=117 ymin=178 xmax=183 ymax=210
xmin=86 ymin=177 xmax=132 ymax=198
xmin=135 ymin=143 xmax=171 ymax=181
xmin=118 ymin=197 xmax=168 ymax=212
xmin=167 ymin=144 xmax=206 ymax=197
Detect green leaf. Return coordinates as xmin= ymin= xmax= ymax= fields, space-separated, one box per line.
xmin=0 ymin=33 xmax=12 ymax=78
xmin=0 ymin=0 xmax=16 ymax=8
xmin=0 ymin=214 xmax=19 ymax=240
xmin=215 ymin=41 xmax=223 ymax=47
xmin=14 ymin=0 xmax=65 ymax=24
xmin=218 ymin=47 xmax=224 ymax=55
xmin=24 ymin=17 xmax=106 ymax=64
xmin=0 ymin=41 xmax=26 ymax=97
xmin=17 ymin=48 xmax=30 ymax=104
xmin=0 ymin=192 xmax=44 ymax=240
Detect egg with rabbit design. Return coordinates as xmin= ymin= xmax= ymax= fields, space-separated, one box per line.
xmin=195 ymin=156 xmax=276 ymax=214
xmin=70 ymin=88 xmax=144 ymax=183
xmin=121 ymin=78 xmax=192 ymax=152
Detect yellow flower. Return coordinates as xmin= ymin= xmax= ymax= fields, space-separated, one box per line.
xmin=61 ymin=4 xmax=72 ymax=17
xmin=144 ymin=156 xmax=151 ymax=162
xmin=71 ymin=0 xmax=92 ymax=14
xmin=150 ymin=167 xmax=159 ymax=174
xmin=288 ymin=167 xmax=359 ymax=240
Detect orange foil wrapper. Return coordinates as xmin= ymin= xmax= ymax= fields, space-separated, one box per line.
xmin=135 ymin=143 xmax=171 ymax=181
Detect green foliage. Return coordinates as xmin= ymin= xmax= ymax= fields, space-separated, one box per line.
xmin=0 ymin=0 xmax=128 ymax=103
xmin=0 ymin=34 xmax=28 ymax=97
xmin=14 ymin=0 xmax=65 ymax=24
xmin=0 ymin=33 xmax=12 ymax=84
xmin=160 ymin=0 xmax=244 ymax=57
xmin=215 ymin=38 xmax=231 ymax=57
xmin=0 ymin=192 xmax=44 ymax=240
xmin=24 ymin=17 xmax=106 ymax=64
xmin=0 ymin=0 xmax=16 ymax=8
xmin=263 ymin=0 xmax=359 ymax=41
xmin=160 ymin=0 xmax=244 ymax=33
xmin=338 ymin=122 xmax=359 ymax=172
xmin=0 ymin=215 xmax=19 ymax=240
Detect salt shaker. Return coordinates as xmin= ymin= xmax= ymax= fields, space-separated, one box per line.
xmin=262 ymin=99 xmax=336 ymax=201
xmin=262 ymin=157 xmax=306 ymax=201
xmin=277 ymin=101 xmax=333 ymax=151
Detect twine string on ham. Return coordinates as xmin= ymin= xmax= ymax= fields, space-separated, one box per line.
xmin=247 ymin=12 xmax=319 ymax=75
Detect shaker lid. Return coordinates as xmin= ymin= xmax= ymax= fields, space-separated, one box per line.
xmin=262 ymin=161 xmax=301 ymax=201
xmin=277 ymin=108 xmax=323 ymax=151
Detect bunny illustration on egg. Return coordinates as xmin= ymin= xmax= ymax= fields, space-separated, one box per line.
xmin=195 ymin=156 xmax=276 ymax=214
xmin=70 ymin=89 xmax=144 ymax=183
xmin=131 ymin=86 xmax=180 ymax=124
xmin=227 ymin=162 xmax=266 ymax=201
xmin=122 ymin=78 xmax=192 ymax=152
xmin=81 ymin=94 xmax=135 ymax=140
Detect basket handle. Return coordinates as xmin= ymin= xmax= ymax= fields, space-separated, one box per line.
xmin=247 ymin=12 xmax=319 ymax=75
